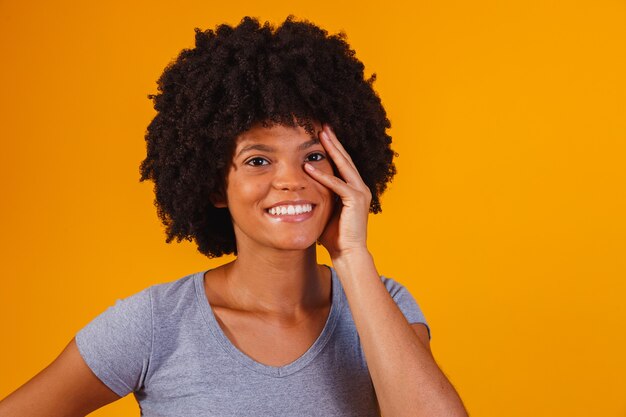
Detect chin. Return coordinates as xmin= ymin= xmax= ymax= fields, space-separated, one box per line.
xmin=274 ymin=237 xmax=318 ymax=251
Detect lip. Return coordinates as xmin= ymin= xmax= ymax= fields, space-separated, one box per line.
xmin=264 ymin=200 xmax=316 ymax=223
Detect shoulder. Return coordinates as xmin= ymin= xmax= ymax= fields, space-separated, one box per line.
xmin=330 ymin=267 xmax=432 ymax=342
xmin=133 ymin=270 xmax=209 ymax=320
xmin=74 ymin=270 xmax=208 ymax=396
xmin=149 ymin=270 xmax=203 ymax=300
xmin=78 ymin=270 xmax=205 ymax=340
xmin=378 ymin=273 xmax=432 ymax=341
xmin=100 ymin=270 xmax=203 ymax=313
xmin=379 ymin=275 xmax=411 ymax=297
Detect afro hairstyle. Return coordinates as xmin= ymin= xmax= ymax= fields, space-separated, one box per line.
xmin=140 ymin=16 xmax=397 ymax=258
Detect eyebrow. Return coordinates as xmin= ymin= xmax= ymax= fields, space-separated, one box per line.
xmin=236 ymin=137 xmax=321 ymax=159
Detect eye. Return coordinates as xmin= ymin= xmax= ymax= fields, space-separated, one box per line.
xmin=305 ymin=152 xmax=326 ymax=162
xmin=245 ymin=157 xmax=269 ymax=166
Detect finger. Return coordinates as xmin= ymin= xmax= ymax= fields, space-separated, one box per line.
xmin=321 ymin=125 xmax=357 ymax=170
xmin=304 ymin=162 xmax=355 ymax=198
xmin=305 ymin=163 xmax=372 ymax=216
xmin=319 ymin=128 xmax=363 ymax=186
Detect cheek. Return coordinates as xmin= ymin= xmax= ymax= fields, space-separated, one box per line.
xmin=313 ymin=182 xmax=335 ymax=219
xmin=311 ymin=174 xmax=333 ymax=198
xmin=227 ymin=178 xmax=265 ymax=202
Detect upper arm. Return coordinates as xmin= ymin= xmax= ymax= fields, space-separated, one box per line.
xmin=0 ymin=338 xmax=121 ymax=417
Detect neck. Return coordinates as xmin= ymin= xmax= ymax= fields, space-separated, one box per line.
xmin=222 ymin=243 xmax=330 ymax=316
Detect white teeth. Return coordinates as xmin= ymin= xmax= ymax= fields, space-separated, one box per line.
xmin=268 ymin=204 xmax=313 ymax=216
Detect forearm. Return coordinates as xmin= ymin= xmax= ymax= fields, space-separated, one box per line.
xmin=332 ymin=250 xmax=468 ymax=417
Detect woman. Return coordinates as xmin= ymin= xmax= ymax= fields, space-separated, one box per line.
xmin=0 ymin=17 xmax=468 ymax=417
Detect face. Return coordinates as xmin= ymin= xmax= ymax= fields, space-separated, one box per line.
xmin=214 ymin=123 xmax=336 ymax=253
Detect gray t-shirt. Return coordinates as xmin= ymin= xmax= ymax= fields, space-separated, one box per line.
xmin=76 ymin=267 xmax=430 ymax=417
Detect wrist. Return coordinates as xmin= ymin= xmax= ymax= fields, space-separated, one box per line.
xmin=331 ymin=247 xmax=374 ymax=270
xmin=331 ymin=249 xmax=382 ymax=292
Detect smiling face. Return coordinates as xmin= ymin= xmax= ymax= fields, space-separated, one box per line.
xmin=214 ymin=122 xmax=336 ymax=254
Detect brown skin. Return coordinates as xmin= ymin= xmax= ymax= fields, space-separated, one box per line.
xmin=204 ymin=123 xmax=337 ymax=366
xmin=0 ymin=339 xmax=120 ymax=416
xmin=204 ymin=263 xmax=432 ymax=367
xmin=203 ymin=263 xmax=332 ymax=367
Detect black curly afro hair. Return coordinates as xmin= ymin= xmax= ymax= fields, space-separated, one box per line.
xmin=140 ymin=16 xmax=396 ymax=258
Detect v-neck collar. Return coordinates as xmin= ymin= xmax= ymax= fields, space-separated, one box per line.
xmin=193 ymin=266 xmax=343 ymax=377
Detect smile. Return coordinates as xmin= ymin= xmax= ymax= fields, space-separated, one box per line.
xmin=267 ymin=204 xmax=313 ymax=216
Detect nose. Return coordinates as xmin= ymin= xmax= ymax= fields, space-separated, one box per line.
xmin=272 ymin=161 xmax=308 ymax=191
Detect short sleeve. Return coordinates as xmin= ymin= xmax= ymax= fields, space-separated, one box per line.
xmin=75 ymin=286 xmax=153 ymax=397
xmin=381 ymin=276 xmax=431 ymax=340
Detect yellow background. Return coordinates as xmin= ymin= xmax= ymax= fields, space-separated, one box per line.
xmin=1 ymin=1 xmax=625 ymax=416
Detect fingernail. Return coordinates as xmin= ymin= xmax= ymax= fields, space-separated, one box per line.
xmin=304 ymin=162 xmax=315 ymax=171
xmin=320 ymin=131 xmax=330 ymax=141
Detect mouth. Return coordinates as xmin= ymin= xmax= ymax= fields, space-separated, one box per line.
xmin=266 ymin=203 xmax=314 ymax=216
